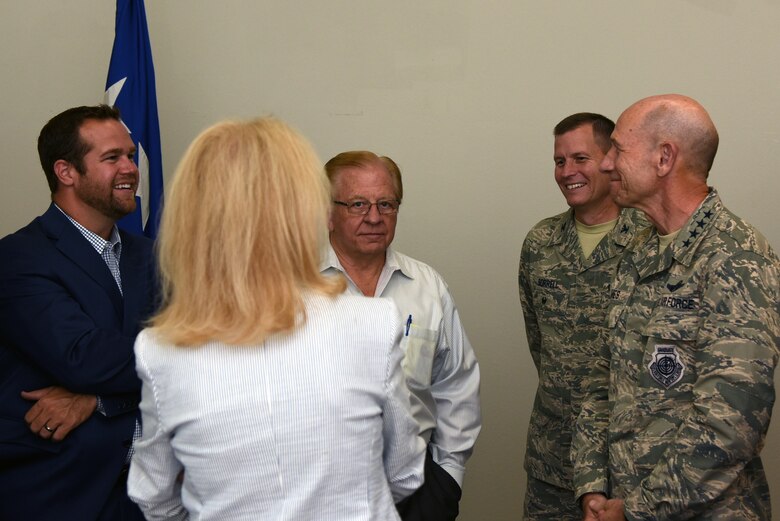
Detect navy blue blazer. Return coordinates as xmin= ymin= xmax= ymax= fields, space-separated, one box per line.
xmin=0 ymin=204 xmax=156 ymax=520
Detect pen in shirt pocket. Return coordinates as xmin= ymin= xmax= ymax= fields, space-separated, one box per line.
xmin=405 ymin=314 xmax=412 ymax=336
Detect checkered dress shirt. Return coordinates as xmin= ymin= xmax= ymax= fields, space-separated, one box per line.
xmin=55 ymin=205 xmax=140 ymax=461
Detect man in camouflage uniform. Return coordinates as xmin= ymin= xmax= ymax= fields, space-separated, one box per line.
xmin=572 ymin=94 xmax=780 ymax=520
xmin=519 ymin=113 xmax=647 ymax=520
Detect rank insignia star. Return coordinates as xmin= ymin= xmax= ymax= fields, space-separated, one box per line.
xmin=690 ymin=229 xmax=699 ymax=238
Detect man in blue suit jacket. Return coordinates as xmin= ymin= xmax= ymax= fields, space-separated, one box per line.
xmin=0 ymin=105 xmax=156 ymax=520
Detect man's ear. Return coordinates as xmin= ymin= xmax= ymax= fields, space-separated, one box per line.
xmin=327 ymin=210 xmax=335 ymax=232
xmin=657 ymin=141 xmax=678 ymax=178
xmin=53 ymin=159 xmax=77 ymax=188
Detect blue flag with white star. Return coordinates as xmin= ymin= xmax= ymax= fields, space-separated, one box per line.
xmin=104 ymin=0 xmax=163 ymax=238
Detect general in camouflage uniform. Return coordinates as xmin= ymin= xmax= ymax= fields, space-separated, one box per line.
xmin=520 ymin=207 xmax=646 ymax=519
xmin=572 ymin=95 xmax=780 ymax=521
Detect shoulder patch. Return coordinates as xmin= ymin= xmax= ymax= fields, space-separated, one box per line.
xmin=648 ymin=345 xmax=685 ymax=388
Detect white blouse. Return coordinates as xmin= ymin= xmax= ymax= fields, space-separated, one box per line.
xmin=128 ymin=293 xmax=425 ymax=520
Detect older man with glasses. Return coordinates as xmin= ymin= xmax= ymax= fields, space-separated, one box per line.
xmin=322 ymin=150 xmax=482 ymax=521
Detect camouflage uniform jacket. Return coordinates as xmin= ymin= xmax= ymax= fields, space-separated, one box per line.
xmin=519 ymin=207 xmax=646 ymax=489
xmin=572 ymin=189 xmax=780 ymax=520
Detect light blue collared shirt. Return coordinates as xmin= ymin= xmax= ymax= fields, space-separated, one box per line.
xmin=322 ymin=246 xmax=482 ymax=487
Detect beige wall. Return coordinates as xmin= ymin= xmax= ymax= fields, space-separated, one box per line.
xmin=2 ymin=2 xmax=779 ymax=519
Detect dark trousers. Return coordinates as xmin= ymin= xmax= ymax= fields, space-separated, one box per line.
xmin=396 ymin=449 xmax=462 ymax=521
xmin=97 ymin=465 xmax=146 ymax=521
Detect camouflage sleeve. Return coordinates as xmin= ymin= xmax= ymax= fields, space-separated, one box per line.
xmin=571 ymin=324 xmax=611 ymax=500
xmin=518 ymin=234 xmax=542 ymax=373
xmin=624 ymin=251 xmax=780 ymax=520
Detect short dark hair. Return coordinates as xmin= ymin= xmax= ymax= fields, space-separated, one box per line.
xmin=553 ymin=112 xmax=615 ymax=154
xmin=37 ymin=105 xmax=122 ymax=193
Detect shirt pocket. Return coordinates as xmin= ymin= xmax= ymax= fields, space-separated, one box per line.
xmin=628 ymin=432 xmax=675 ymax=485
xmin=637 ymin=304 xmax=701 ymax=401
xmin=400 ymin=325 xmax=437 ymax=388
xmin=534 ymin=279 xmax=568 ymax=314
xmin=641 ymin=303 xmax=701 ymax=343
xmin=534 ymin=283 xmax=569 ymax=342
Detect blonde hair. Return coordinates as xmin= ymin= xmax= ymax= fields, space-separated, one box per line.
xmin=151 ymin=117 xmax=345 ymax=346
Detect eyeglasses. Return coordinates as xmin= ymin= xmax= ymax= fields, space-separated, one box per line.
xmin=332 ymin=199 xmax=400 ymax=215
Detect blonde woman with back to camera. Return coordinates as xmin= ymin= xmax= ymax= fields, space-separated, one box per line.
xmin=127 ymin=118 xmax=426 ymax=520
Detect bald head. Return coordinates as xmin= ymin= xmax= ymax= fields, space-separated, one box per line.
xmin=626 ymin=94 xmax=719 ymax=177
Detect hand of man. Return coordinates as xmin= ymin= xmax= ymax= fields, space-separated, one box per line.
xmin=581 ymin=493 xmax=607 ymax=521
xmin=22 ymin=386 xmax=97 ymax=442
xmin=597 ymin=499 xmax=626 ymax=521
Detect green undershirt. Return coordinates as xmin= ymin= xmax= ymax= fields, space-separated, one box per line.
xmin=658 ymin=229 xmax=681 ymax=251
xmin=575 ymin=217 xmax=618 ymax=258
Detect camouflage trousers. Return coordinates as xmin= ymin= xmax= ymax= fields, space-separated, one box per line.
xmin=523 ymin=475 xmax=581 ymax=521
